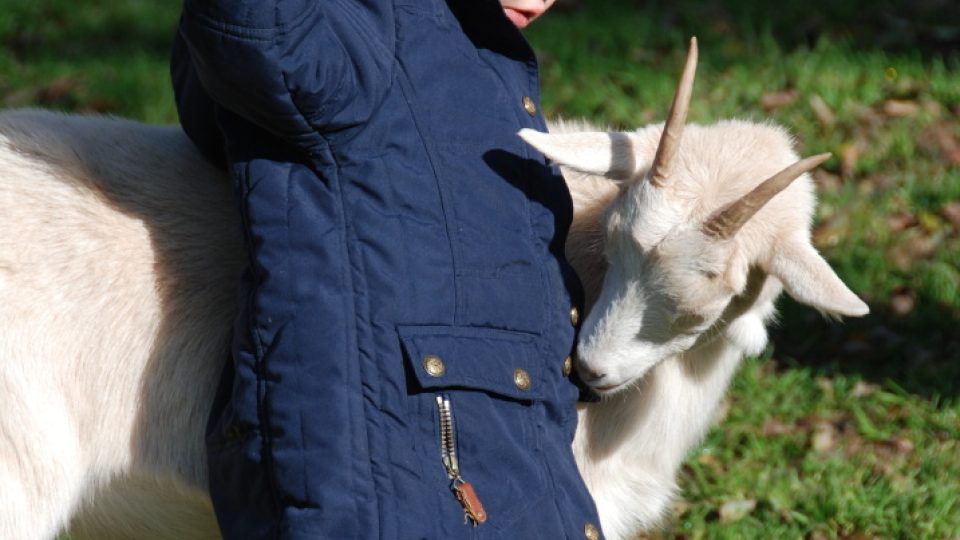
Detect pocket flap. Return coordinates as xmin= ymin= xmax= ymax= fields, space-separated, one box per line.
xmin=397 ymin=325 xmax=544 ymax=401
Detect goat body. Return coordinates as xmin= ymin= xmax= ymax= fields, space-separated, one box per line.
xmin=0 ymin=42 xmax=867 ymax=540
xmin=0 ymin=111 xmax=234 ymax=540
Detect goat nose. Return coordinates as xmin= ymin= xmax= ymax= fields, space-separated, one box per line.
xmin=577 ymin=363 xmax=607 ymax=383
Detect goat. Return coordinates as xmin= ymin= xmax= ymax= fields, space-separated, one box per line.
xmin=520 ymin=38 xmax=868 ymax=538
xmin=0 ymin=38 xmax=867 ymax=540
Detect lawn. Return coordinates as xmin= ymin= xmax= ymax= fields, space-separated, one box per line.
xmin=3 ymin=0 xmax=958 ymax=538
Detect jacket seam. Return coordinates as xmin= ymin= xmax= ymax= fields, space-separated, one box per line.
xmin=392 ymin=64 xmax=462 ymax=325
xmin=237 ymin=160 xmax=284 ymax=533
xmin=325 ymin=138 xmax=380 ymax=538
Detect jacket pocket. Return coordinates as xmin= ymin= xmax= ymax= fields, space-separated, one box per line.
xmin=397 ymin=325 xmax=550 ymax=535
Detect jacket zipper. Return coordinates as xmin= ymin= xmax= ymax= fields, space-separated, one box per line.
xmin=435 ymin=394 xmax=488 ymax=526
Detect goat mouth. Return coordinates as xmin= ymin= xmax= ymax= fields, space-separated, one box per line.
xmin=592 ymin=382 xmax=627 ymax=394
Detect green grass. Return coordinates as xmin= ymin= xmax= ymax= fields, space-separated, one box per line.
xmin=3 ymin=0 xmax=958 ymax=538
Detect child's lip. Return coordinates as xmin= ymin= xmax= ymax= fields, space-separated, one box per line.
xmin=502 ymin=7 xmax=538 ymax=29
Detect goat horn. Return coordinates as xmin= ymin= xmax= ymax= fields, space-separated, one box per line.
xmin=702 ymin=152 xmax=832 ymax=239
xmin=648 ymin=37 xmax=698 ymax=188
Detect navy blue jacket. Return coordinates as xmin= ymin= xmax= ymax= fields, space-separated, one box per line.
xmin=172 ymin=1 xmax=602 ymax=538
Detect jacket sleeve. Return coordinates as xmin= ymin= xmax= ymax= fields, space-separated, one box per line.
xmin=175 ymin=0 xmax=356 ymax=154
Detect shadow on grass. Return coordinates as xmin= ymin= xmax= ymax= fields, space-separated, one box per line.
xmin=771 ymin=293 xmax=960 ymax=402
xmin=556 ymin=0 xmax=960 ymax=59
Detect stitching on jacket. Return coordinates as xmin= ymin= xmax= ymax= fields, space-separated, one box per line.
xmin=237 ymin=160 xmax=284 ymax=529
xmin=280 ymin=56 xmax=348 ymax=145
xmin=281 ymin=160 xmax=313 ymax=512
xmin=392 ymin=64 xmax=462 ymax=325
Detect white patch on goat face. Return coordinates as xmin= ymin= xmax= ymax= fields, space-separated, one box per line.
xmin=577 ymin=187 xmax=742 ymax=396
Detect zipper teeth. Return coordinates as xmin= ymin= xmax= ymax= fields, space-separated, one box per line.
xmin=436 ymin=394 xmax=459 ymax=477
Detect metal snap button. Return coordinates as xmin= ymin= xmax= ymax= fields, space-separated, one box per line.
xmin=563 ymin=355 xmax=573 ymax=377
xmin=522 ymin=95 xmax=537 ymax=117
xmin=423 ymin=355 xmax=445 ymax=377
xmin=584 ymin=522 xmax=600 ymax=540
xmin=570 ymin=306 xmax=581 ymax=326
xmin=513 ymin=368 xmax=531 ymax=391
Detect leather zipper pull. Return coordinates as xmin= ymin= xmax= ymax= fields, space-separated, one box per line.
xmin=436 ymin=394 xmax=488 ymax=526
xmin=452 ymin=478 xmax=488 ymax=526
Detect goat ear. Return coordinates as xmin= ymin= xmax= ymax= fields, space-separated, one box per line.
xmin=770 ymin=237 xmax=869 ymax=317
xmin=518 ymin=129 xmax=637 ymax=180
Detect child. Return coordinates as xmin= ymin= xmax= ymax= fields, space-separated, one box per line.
xmin=171 ymin=0 xmax=602 ymax=537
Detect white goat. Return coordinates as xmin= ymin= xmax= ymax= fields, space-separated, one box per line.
xmin=521 ymin=38 xmax=868 ymax=538
xmin=0 ymin=38 xmax=866 ymax=540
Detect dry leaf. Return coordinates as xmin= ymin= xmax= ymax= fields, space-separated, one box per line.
xmin=762 ymin=419 xmax=795 ymax=436
xmin=671 ymin=499 xmax=692 ymax=517
xmin=925 ymin=123 xmax=960 ymax=166
xmin=718 ymin=499 xmax=756 ymax=523
xmin=941 ymin=202 xmax=960 ymax=228
xmin=882 ymin=99 xmax=919 ymax=117
xmin=887 ymin=213 xmax=918 ymax=232
xmin=906 ymin=232 xmax=939 ymax=259
xmin=876 ymin=437 xmax=915 ymax=455
xmin=809 ymin=95 xmax=836 ymax=127
xmin=761 ymin=90 xmax=799 ymax=111
xmin=840 ymin=142 xmax=861 ymax=177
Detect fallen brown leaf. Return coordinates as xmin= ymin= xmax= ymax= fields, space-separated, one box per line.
xmin=761 ymin=419 xmax=795 ymax=436
xmin=887 ymin=213 xmax=919 ymax=232
xmin=840 ymin=142 xmax=862 ymax=177
xmin=875 ymin=437 xmax=915 ymax=456
xmin=882 ymin=99 xmax=919 ymax=118
xmin=906 ymin=232 xmax=940 ymax=258
xmin=942 ymin=201 xmax=960 ymax=228
xmin=761 ymin=90 xmax=799 ymax=111
xmin=670 ymin=499 xmax=692 ymax=518
xmin=925 ymin=123 xmax=960 ymax=166
xmin=809 ymin=95 xmax=836 ymax=127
